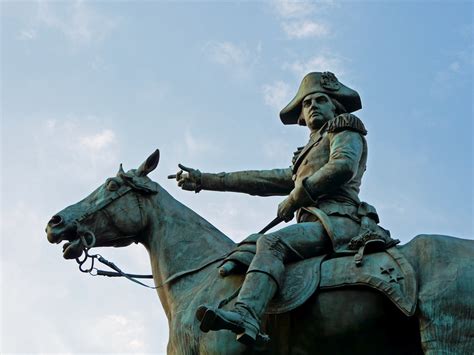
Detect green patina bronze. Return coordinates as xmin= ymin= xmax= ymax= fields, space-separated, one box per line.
xmin=46 ymin=73 xmax=474 ymax=354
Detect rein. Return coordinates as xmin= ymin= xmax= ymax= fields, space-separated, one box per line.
xmin=76 ymin=247 xmax=158 ymax=289
xmin=72 ymin=179 xmax=226 ymax=289
xmin=75 ymin=244 xmax=226 ymax=289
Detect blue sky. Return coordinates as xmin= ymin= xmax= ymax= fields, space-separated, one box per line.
xmin=1 ymin=1 xmax=473 ymax=353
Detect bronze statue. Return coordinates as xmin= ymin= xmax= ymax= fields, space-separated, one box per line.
xmin=171 ymin=72 xmax=395 ymax=344
xmin=45 ymin=73 xmax=474 ymax=354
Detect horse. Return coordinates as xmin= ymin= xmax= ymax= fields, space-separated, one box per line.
xmin=46 ymin=150 xmax=474 ymax=354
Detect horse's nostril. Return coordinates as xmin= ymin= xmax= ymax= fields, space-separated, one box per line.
xmin=49 ymin=215 xmax=63 ymax=227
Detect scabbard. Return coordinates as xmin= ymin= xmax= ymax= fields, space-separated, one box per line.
xmin=258 ymin=216 xmax=284 ymax=234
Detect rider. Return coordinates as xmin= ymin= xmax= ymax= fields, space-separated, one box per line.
xmin=171 ymin=72 xmax=390 ymax=345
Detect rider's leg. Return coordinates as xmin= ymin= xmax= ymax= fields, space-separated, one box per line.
xmin=219 ymin=239 xmax=258 ymax=277
xmin=197 ymin=222 xmax=330 ymax=344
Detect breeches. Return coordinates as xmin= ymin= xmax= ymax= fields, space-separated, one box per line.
xmin=255 ymin=222 xmax=330 ymax=264
xmin=237 ymin=216 xmax=360 ymax=287
xmin=255 ymin=214 xmax=360 ymax=262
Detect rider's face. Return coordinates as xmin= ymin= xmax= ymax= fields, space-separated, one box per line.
xmin=301 ymin=93 xmax=336 ymax=132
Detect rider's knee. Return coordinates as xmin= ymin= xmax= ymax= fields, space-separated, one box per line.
xmin=256 ymin=233 xmax=287 ymax=260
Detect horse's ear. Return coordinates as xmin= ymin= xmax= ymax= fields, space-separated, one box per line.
xmin=118 ymin=163 xmax=125 ymax=175
xmin=137 ymin=149 xmax=160 ymax=177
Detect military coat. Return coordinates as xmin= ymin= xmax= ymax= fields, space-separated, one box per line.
xmin=201 ymin=114 xmax=368 ymax=225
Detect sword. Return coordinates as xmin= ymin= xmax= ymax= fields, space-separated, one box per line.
xmin=258 ymin=216 xmax=284 ymax=234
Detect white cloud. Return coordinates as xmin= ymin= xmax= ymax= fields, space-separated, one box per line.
xmin=1 ymin=202 xmax=48 ymax=263
xmin=202 ymin=41 xmax=261 ymax=77
xmin=33 ymin=117 xmax=120 ymax=185
xmin=449 ymin=61 xmax=461 ymax=72
xmin=35 ymin=0 xmax=118 ymax=44
xmin=272 ymin=0 xmax=316 ymax=19
xmin=17 ymin=28 xmax=37 ymax=40
xmin=87 ymin=313 xmax=147 ymax=352
xmin=262 ymin=81 xmax=292 ymax=112
xmin=282 ymin=20 xmax=330 ymax=39
xmin=263 ymin=138 xmax=293 ymax=161
xmin=204 ymin=41 xmax=249 ymax=66
xmin=431 ymin=46 xmax=473 ymax=97
xmin=270 ymin=0 xmax=335 ymax=40
xmin=203 ymin=41 xmax=261 ymax=66
xmin=284 ymin=54 xmax=346 ymax=78
xmin=184 ymin=130 xmax=214 ymax=155
xmin=89 ymin=55 xmax=107 ymax=71
xmin=202 ymin=197 xmax=280 ymax=242
xmin=80 ymin=129 xmax=116 ymax=152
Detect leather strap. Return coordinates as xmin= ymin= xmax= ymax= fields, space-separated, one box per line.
xmin=301 ymin=207 xmax=337 ymax=249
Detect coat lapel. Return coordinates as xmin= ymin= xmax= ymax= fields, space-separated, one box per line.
xmin=292 ymin=124 xmax=328 ymax=173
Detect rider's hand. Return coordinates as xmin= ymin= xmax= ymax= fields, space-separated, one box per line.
xmin=277 ymin=195 xmax=297 ymax=222
xmin=168 ymin=164 xmax=202 ymax=192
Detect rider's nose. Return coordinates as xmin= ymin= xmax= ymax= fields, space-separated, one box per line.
xmin=48 ymin=215 xmax=64 ymax=227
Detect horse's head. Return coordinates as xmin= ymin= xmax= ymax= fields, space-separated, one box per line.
xmin=46 ymin=150 xmax=161 ymax=259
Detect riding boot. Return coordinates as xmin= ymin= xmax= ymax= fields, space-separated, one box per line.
xmin=197 ymin=251 xmax=284 ymax=345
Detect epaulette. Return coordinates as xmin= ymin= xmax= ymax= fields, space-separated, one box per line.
xmin=327 ymin=113 xmax=367 ymax=136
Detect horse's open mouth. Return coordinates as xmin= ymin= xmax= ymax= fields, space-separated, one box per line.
xmin=46 ymin=218 xmax=98 ymax=259
xmin=61 ymin=231 xmax=96 ymax=259
xmin=46 ymin=220 xmax=77 ymax=245
xmin=62 ymin=239 xmax=85 ymax=259
xmin=46 ymin=227 xmax=84 ymax=259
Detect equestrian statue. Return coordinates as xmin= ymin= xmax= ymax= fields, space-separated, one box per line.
xmin=46 ymin=72 xmax=473 ymax=354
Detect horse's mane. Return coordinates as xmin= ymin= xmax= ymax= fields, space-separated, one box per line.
xmin=143 ymin=184 xmax=234 ymax=288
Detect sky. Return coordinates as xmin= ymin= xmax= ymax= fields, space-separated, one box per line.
xmin=1 ymin=0 xmax=473 ymax=353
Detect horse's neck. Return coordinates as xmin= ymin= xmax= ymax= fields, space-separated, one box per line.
xmin=144 ymin=187 xmax=234 ymax=315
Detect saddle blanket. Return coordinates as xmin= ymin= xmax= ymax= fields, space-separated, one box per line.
xmin=265 ymin=247 xmax=417 ymax=316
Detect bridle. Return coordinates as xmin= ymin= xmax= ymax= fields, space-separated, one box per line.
xmin=70 ymin=182 xmax=160 ymax=288
xmin=72 ymin=180 xmax=225 ymax=289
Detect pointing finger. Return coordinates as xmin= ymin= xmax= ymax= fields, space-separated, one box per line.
xmin=167 ymin=174 xmax=177 ymax=179
xmin=178 ymin=163 xmax=193 ymax=172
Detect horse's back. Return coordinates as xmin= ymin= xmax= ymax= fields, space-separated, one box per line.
xmin=401 ymin=234 xmax=474 ymax=354
xmin=403 ymin=234 xmax=473 ymax=260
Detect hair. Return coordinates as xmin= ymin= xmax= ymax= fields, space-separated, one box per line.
xmin=297 ymin=97 xmax=347 ymax=126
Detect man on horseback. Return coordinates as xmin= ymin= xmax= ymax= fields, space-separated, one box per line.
xmin=171 ymin=72 xmax=392 ymax=345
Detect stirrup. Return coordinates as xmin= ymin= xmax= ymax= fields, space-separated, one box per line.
xmin=196 ymin=305 xmax=269 ymax=346
xmin=236 ymin=327 xmax=270 ymax=346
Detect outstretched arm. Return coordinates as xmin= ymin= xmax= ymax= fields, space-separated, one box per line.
xmin=169 ymin=164 xmax=293 ymax=197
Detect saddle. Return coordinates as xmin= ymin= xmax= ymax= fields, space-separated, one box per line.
xmin=265 ymin=247 xmax=418 ymax=316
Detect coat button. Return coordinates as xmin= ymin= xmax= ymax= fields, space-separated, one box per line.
xmin=304 ymin=159 xmax=309 ymax=165
xmin=292 ymin=174 xmax=297 ymax=181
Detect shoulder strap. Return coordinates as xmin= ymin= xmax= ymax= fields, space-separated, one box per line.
xmin=327 ymin=113 xmax=367 ymax=135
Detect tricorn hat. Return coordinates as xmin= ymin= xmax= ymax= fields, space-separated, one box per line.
xmin=280 ymin=72 xmax=362 ymax=125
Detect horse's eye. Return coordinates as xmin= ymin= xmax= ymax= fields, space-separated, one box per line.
xmin=106 ymin=180 xmax=119 ymax=191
